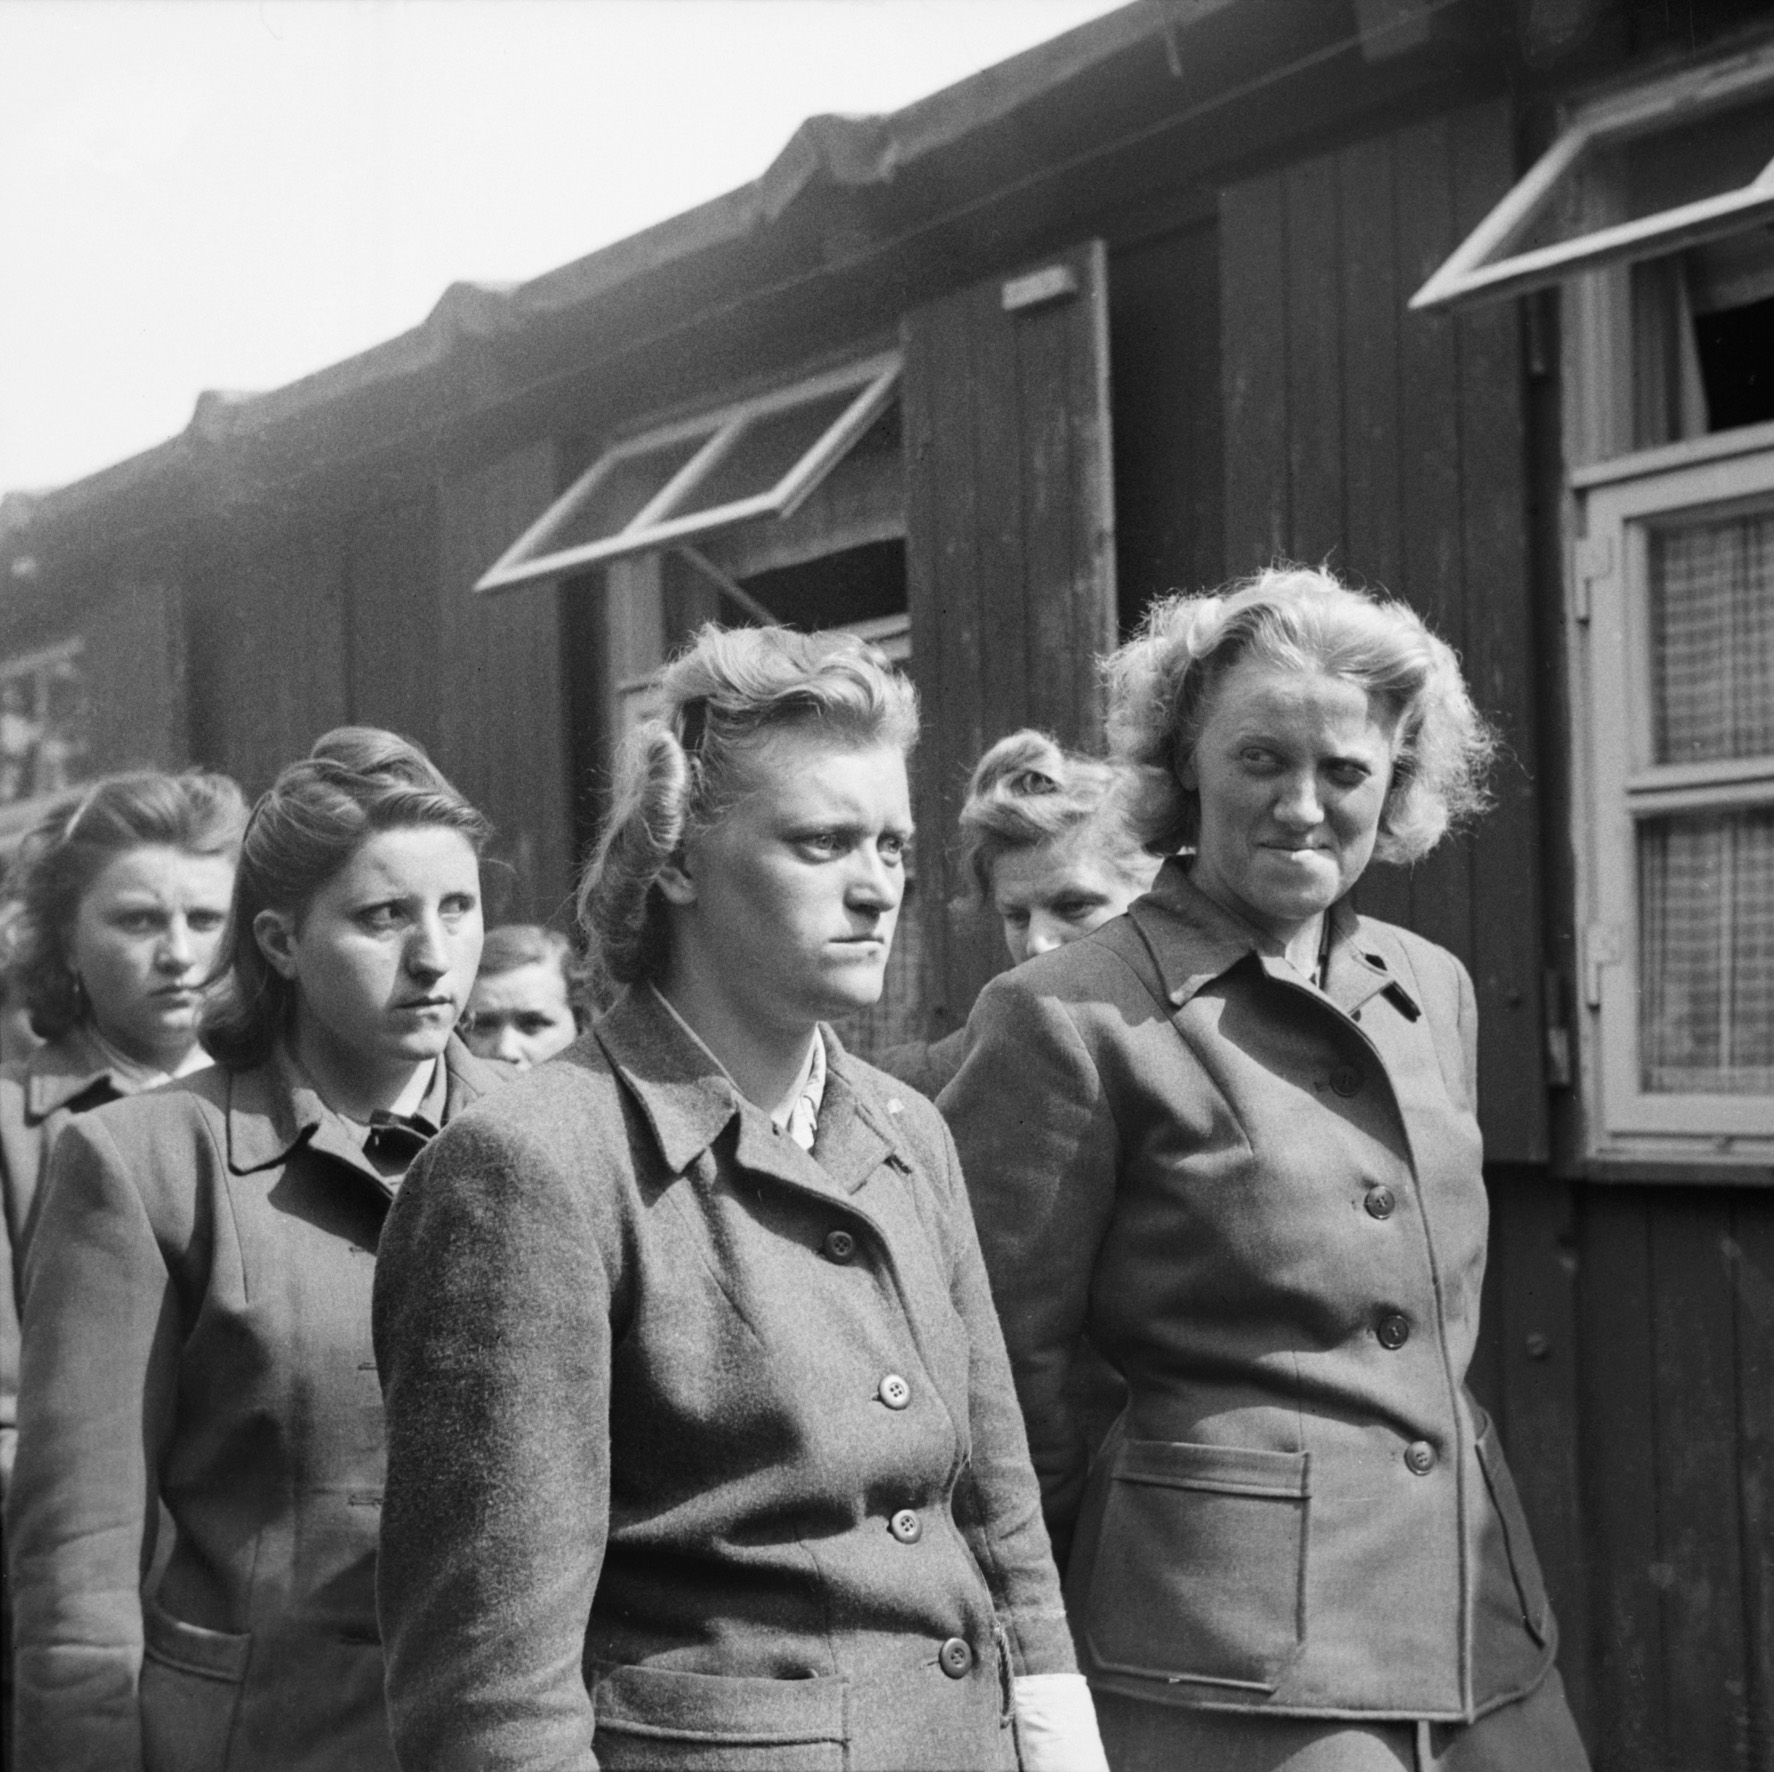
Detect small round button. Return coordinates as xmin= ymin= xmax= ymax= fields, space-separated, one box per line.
xmin=879 ymin=1373 xmax=911 ymax=1410
xmin=822 ymin=1228 xmax=857 ymax=1264
xmin=1405 ymin=1440 xmax=1437 ymax=1475
xmin=1330 ymin=1064 xmax=1363 ymax=1097
xmin=938 ymin=1637 xmax=973 ymax=1679
xmin=1377 ymin=1313 xmax=1411 ymax=1350
xmin=889 ymin=1508 xmax=922 ymax=1544
xmin=1365 ymin=1186 xmax=1396 ymax=1220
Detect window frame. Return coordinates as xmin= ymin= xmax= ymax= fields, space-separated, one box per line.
xmin=1573 ymin=434 xmax=1774 ymax=1168
xmin=475 ymin=352 xmax=901 ymax=593
xmin=1411 ymin=41 xmax=1774 ymax=314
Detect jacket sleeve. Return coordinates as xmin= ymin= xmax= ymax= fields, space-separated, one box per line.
xmin=932 ymin=1110 xmax=1078 ymax=1678
xmin=939 ymin=975 xmax=1121 ymax=1558
xmin=6 ymin=1115 xmax=180 ymax=1772
xmin=374 ymin=1100 xmax=615 ymax=1772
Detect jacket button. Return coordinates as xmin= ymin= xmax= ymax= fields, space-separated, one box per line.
xmin=889 ymin=1508 xmax=923 ymax=1544
xmin=1405 ymin=1440 xmax=1437 ymax=1475
xmin=879 ymin=1373 xmax=912 ymax=1410
xmin=1365 ymin=1186 xmax=1396 ymax=1219
xmin=1330 ymin=1063 xmax=1363 ymax=1096
xmin=822 ymin=1228 xmax=857 ymax=1264
xmin=939 ymin=1637 xmax=973 ymax=1678
xmin=1377 ymin=1313 xmax=1411 ymax=1350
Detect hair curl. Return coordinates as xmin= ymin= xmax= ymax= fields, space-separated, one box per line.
xmin=2 ymin=770 xmax=248 ymax=1041
xmin=202 ymin=727 xmax=491 ymax=1070
xmin=958 ymin=729 xmax=1155 ymax=905
xmin=1105 ymin=565 xmax=1496 ymax=864
xmin=578 ymin=624 xmax=918 ymax=997
xmin=474 ymin=923 xmax=596 ymax=1029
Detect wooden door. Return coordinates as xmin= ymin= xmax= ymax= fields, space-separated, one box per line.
xmin=902 ymin=239 xmax=1117 ymax=1039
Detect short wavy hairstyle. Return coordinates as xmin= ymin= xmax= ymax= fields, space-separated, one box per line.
xmin=1105 ymin=565 xmax=1495 ymax=864
xmin=958 ymin=729 xmax=1155 ymax=906
xmin=2 ymin=769 xmax=248 ymax=1041
xmin=578 ymin=623 xmax=918 ymax=997
xmin=202 ymin=727 xmax=491 ymax=1070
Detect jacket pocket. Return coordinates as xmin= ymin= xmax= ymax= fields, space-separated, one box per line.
xmin=1082 ymin=1438 xmax=1310 ymax=1692
xmin=1473 ymin=1411 xmax=1551 ymax=1645
xmin=140 ymin=1598 xmax=250 ymax=1772
xmin=593 ymin=1663 xmax=848 ymax=1772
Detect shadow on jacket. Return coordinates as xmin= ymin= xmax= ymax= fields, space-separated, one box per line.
xmin=6 ymin=1036 xmax=504 ymax=1772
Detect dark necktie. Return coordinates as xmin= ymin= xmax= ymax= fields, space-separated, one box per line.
xmin=364 ymin=1109 xmax=439 ymax=1171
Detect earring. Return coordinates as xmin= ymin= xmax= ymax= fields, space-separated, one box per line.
xmin=68 ymin=970 xmax=89 ymax=1021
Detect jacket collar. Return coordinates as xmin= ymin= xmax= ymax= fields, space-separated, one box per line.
xmin=224 ymin=1034 xmax=495 ymax=1179
xmin=23 ymin=1022 xmax=128 ymax=1121
xmin=595 ymin=983 xmax=898 ymax=1197
xmin=1131 ymin=857 xmax=1420 ymax=1020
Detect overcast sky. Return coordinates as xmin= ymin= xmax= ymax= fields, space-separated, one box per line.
xmin=0 ymin=0 xmax=1126 ymax=496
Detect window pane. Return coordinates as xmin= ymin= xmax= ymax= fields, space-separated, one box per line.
xmin=668 ymin=389 xmax=862 ymax=521
xmin=548 ymin=431 xmax=713 ymax=554
xmin=1649 ymin=507 xmax=1774 ymax=762
xmin=1638 ymin=808 xmax=1774 ymax=1093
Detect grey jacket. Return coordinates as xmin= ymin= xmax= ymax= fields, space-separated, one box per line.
xmin=942 ymin=861 xmax=1558 ymax=1722
xmin=373 ymin=983 xmax=1075 ymax=1772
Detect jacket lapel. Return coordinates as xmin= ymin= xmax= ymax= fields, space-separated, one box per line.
xmin=23 ymin=1024 xmax=122 ymax=1122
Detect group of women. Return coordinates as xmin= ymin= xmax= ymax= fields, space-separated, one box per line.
xmin=0 ymin=565 xmax=1588 ymax=1772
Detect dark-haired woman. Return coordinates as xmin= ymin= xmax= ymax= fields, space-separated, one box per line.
xmin=7 ymin=729 xmax=505 ymax=1772
xmin=374 ymin=626 xmax=1104 ymax=1771
xmin=1 ymin=770 xmax=247 ymax=1497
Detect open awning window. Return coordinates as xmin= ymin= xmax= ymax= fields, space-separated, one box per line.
xmin=1411 ymin=45 xmax=1774 ymax=314
xmin=476 ymin=351 xmax=900 ymax=592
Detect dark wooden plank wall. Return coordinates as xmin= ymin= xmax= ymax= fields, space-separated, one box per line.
xmin=1219 ymin=96 xmax=1547 ymax=1166
xmin=83 ymin=581 xmax=189 ymax=773
xmin=902 ymin=238 xmax=1118 ymax=1038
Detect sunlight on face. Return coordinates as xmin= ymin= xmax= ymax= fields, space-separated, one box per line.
xmin=666 ymin=732 xmax=912 ymax=1037
xmin=990 ymin=828 xmax=1153 ymax=965
xmin=1181 ymin=661 xmax=1398 ymax=943
xmin=461 ymin=959 xmax=578 ymax=1068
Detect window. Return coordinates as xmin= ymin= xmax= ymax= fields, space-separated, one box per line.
xmin=0 ymin=639 xmax=88 ymax=846
xmin=1410 ymin=42 xmax=1774 ymax=314
xmin=476 ymin=353 xmax=900 ymax=592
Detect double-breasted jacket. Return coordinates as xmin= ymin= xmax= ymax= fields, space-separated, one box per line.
xmin=5 ymin=1036 xmax=503 ymax=1772
xmin=372 ymin=983 xmax=1075 ymax=1772
xmin=941 ymin=862 xmax=1557 ymax=1723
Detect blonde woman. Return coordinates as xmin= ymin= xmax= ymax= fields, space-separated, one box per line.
xmin=374 ymin=626 xmax=1104 ymax=1772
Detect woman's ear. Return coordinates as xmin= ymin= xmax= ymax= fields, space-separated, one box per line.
xmin=1175 ymin=747 xmax=1199 ymax=791
xmin=253 ymin=908 xmax=300 ymax=980
xmin=654 ymin=851 xmax=697 ymax=908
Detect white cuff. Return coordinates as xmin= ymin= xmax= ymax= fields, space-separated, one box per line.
xmin=1012 ymin=1671 xmax=1110 ymax=1772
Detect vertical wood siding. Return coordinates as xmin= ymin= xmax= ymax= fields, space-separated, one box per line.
xmin=1219 ymin=98 xmax=1548 ymax=1165
xmin=902 ymin=238 xmax=1117 ymax=1036
xmin=83 ymin=581 xmax=189 ymax=773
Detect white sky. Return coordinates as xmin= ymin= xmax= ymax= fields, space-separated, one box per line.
xmin=0 ymin=0 xmax=1127 ymax=496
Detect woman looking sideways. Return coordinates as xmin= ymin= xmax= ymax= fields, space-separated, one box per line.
xmin=878 ymin=730 xmax=1158 ymax=1099
xmin=945 ymin=569 xmax=1589 ymax=1770
xmin=373 ymin=626 xmax=1105 ymax=1772
xmin=0 ymin=770 xmax=246 ymax=1493
xmin=7 ymin=728 xmax=506 ymax=1772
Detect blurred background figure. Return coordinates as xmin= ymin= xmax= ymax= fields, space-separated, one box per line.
xmin=877 ymin=730 xmax=1159 ymax=1099
xmin=458 ymin=923 xmax=588 ymax=1068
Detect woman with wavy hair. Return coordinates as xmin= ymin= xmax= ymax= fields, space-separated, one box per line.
xmin=0 ymin=770 xmax=246 ymax=1493
xmin=373 ymin=624 xmax=1104 ymax=1772
xmin=879 ymin=730 xmax=1158 ymax=1098
xmin=945 ymin=568 xmax=1589 ymax=1770
xmin=7 ymin=729 xmax=506 ymax=1772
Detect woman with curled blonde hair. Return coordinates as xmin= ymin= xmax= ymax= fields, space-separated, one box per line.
xmin=946 ymin=568 xmax=1589 ymax=1771
xmin=878 ymin=730 xmax=1159 ymax=1098
xmin=374 ymin=625 xmax=1104 ymax=1772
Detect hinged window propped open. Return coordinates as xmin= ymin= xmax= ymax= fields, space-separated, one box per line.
xmin=1411 ymin=44 xmax=1774 ymax=313
xmin=475 ymin=352 xmax=900 ymax=592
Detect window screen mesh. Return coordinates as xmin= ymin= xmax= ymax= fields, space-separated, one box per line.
xmin=1638 ymin=808 xmax=1774 ymax=1093
xmin=1649 ymin=508 xmax=1774 ymax=762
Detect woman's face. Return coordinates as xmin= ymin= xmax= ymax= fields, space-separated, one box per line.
xmin=1180 ymin=660 xmax=1398 ymax=943
xmin=461 ymin=960 xmax=578 ymax=1068
xmin=257 ymin=825 xmax=483 ymax=1084
xmin=68 ymin=844 xmax=236 ymax=1069
xmin=991 ymin=829 xmax=1151 ymax=965
xmin=664 ymin=731 xmax=912 ymax=1037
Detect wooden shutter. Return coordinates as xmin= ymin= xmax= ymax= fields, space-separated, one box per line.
xmin=902 ymin=239 xmax=1117 ymax=1038
xmin=83 ymin=580 xmax=188 ymax=772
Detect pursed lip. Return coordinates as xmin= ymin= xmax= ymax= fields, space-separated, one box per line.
xmin=394 ymin=995 xmax=457 ymax=1013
